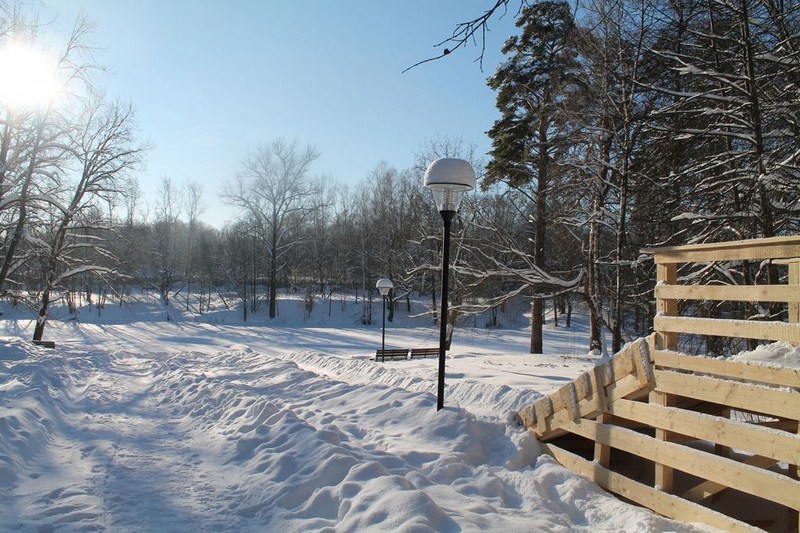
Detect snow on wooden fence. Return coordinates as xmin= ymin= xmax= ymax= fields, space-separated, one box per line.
xmin=517 ymin=236 xmax=800 ymax=532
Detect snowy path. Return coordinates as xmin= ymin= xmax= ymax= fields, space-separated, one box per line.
xmin=1 ymin=340 xmax=718 ymax=532
xmin=80 ymin=355 xmax=235 ymax=531
xmin=2 ymin=352 xmax=235 ymax=531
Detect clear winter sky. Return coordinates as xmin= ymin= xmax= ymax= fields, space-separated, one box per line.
xmin=49 ymin=1 xmax=519 ymax=227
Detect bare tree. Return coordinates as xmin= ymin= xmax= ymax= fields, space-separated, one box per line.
xmin=31 ymin=98 xmax=143 ymax=341
xmin=183 ymin=180 xmax=204 ymax=310
xmin=217 ymin=220 xmax=259 ymax=321
xmin=0 ymin=16 xmax=96 ymax=291
xmin=224 ymin=138 xmax=320 ymax=319
xmin=151 ymin=177 xmax=182 ymax=308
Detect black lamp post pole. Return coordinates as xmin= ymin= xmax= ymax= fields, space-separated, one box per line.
xmin=437 ymin=210 xmax=455 ymax=411
xmin=381 ymin=294 xmax=387 ymax=361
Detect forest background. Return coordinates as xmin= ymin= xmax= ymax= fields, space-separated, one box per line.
xmin=1 ymin=0 xmax=797 ymax=353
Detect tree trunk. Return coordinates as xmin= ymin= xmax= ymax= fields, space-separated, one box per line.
xmin=553 ymin=297 xmax=559 ymax=328
xmin=32 ymin=289 xmax=51 ymax=341
xmin=587 ymin=189 xmax=604 ymax=352
xmin=612 ymin=163 xmax=628 ymax=354
xmin=530 ymin=297 xmax=543 ymax=353
xmin=0 ymin=118 xmax=43 ymax=289
xmin=737 ymin=0 xmax=779 ymax=302
xmin=612 ymin=266 xmax=623 ymax=353
xmin=530 ymin=93 xmax=549 ymax=354
xmin=269 ymin=233 xmax=278 ymax=319
xmin=585 ymin=292 xmax=603 ymax=353
xmin=159 ymin=280 xmax=170 ymax=306
xmin=566 ymin=297 xmax=572 ymax=328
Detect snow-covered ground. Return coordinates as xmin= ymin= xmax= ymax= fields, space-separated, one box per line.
xmin=0 ymin=293 xmax=726 ymax=532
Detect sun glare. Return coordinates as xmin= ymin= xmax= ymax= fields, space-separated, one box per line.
xmin=0 ymin=41 xmax=60 ymax=110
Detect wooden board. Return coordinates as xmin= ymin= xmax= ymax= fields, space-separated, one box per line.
xmin=653 ymin=315 xmax=800 ymax=344
xmin=643 ymin=236 xmax=800 ymax=264
xmin=790 ymin=261 xmax=799 ymax=323
xmin=655 ymin=284 xmax=800 ymax=303
xmin=682 ymin=455 xmax=779 ymax=503
xmin=656 ymin=264 xmax=678 ymax=350
xmin=541 ymin=442 xmax=762 ymax=533
xmin=524 ymin=237 xmax=800 ymax=532
xmin=654 ymin=370 xmax=800 ymax=421
xmin=533 ymin=340 xmax=654 ymax=441
xmin=557 ymin=417 xmax=800 ymax=511
xmin=608 ymin=398 xmax=800 ymax=466
xmin=652 ymin=350 xmax=800 ymax=389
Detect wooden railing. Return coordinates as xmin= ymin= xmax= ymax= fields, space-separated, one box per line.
xmin=645 ymin=235 xmax=800 ymax=350
xmin=517 ymin=236 xmax=800 ymax=532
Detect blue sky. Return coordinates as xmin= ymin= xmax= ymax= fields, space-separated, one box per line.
xmin=50 ymin=1 xmax=519 ymax=226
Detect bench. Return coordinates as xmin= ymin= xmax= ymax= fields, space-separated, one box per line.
xmin=375 ymin=348 xmax=409 ymax=362
xmin=32 ymin=340 xmax=55 ymax=348
xmin=409 ymin=347 xmax=440 ymax=359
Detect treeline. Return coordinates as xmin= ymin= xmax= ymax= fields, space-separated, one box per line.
xmin=476 ymin=0 xmax=799 ymax=354
xmin=2 ymin=0 xmax=798 ymax=352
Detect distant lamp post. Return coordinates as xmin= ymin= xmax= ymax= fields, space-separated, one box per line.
xmin=376 ymin=277 xmax=394 ymax=360
xmin=424 ymin=158 xmax=476 ymax=411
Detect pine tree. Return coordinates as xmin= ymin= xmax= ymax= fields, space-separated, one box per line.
xmin=486 ymin=1 xmax=582 ymax=353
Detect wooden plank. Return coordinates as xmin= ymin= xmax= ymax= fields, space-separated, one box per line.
xmin=630 ymin=339 xmax=653 ymax=386
xmin=517 ymin=404 xmax=536 ymax=429
xmin=655 ymin=283 xmax=800 ymax=303
xmin=792 ymin=420 xmax=800 ymax=532
xmin=533 ymin=346 xmax=650 ymax=440
xmin=589 ymin=366 xmax=609 ymax=414
xmin=642 ymin=236 xmax=800 ymax=264
xmin=529 ymin=337 xmax=653 ymax=441
xmin=608 ymin=398 xmax=800 ymax=466
xmin=573 ymin=372 xmax=595 ymax=415
xmin=650 ymin=391 xmax=675 ymax=493
xmin=790 ymin=261 xmax=799 ymax=323
xmin=654 ymin=370 xmax=800 ymax=421
xmin=640 ymin=337 xmax=656 ymax=383
xmin=649 ymin=244 xmax=800 ymax=263
xmin=558 ymin=417 xmax=800 ymax=511
xmin=653 ymin=315 xmax=800 ymax=344
xmin=652 ymin=350 xmax=800 ymax=389
xmin=565 ymin=383 xmax=580 ymax=422
xmin=656 ymin=264 xmax=678 ymax=350
xmin=534 ymin=398 xmax=550 ymax=436
xmin=594 ymin=413 xmax=612 ymax=467
xmin=537 ymin=373 xmax=652 ymax=441
xmin=550 ymin=385 xmax=567 ymax=416
xmin=611 ymin=344 xmax=636 ymax=379
xmin=606 ymin=371 xmax=654 ymax=403
xmin=549 ymin=383 xmax=582 ymax=433
xmin=536 ymin=371 xmax=653 ymax=441
xmin=643 ymin=235 xmax=800 ymax=255
xmin=540 ymin=442 xmax=762 ymax=533
xmin=682 ymin=455 xmax=778 ymax=503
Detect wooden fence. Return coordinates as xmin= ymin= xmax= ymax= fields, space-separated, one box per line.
xmin=517 ymin=236 xmax=800 ymax=532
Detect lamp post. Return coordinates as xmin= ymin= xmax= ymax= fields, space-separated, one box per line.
xmin=423 ymin=158 xmax=476 ymax=411
xmin=376 ymin=277 xmax=393 ymax=361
